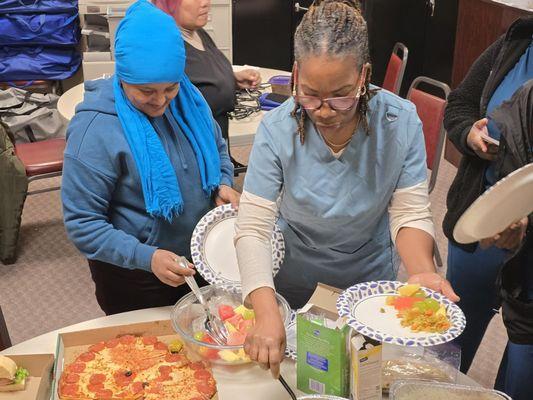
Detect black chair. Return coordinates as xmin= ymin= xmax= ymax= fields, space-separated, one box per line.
xmin=0 ymin=305 xmax=12 ymax=350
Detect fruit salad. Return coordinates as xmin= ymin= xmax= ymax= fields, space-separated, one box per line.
xmin=192 ymin=304 xmax=256 ymax=363
xmin=386 ymin=284 xmax=451 ymax=334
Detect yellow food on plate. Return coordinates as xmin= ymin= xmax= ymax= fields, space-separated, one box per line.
xmin=386 ymin=284 xmax=451 ymax=334
xmin=398 ymin=284 xmax=422 ymax=297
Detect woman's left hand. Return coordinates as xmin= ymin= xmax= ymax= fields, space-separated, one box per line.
xmin=408 ymin=272 xmax=460 ymax=302
xmin=215 ymin=185 xmax=241 ymax=209
xmin=480 ymin=217 xmax=528 ymax=250
xmin=235 ymin=69 xmax=262 ymax=89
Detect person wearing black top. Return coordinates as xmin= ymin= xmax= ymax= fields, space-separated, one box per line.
xmin=154 ymin=0 xmax=261 ymax=172
xmin=442 ymin=16 xmax=532 ymax=399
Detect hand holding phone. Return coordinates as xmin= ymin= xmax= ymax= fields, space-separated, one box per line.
xmin=467 ymin=118 xmax=499 ymax=160
xmin=480 ymin=134 xmax=500 ymax=147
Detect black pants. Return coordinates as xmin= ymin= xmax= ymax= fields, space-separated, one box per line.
xmin=88 ymin=259 xmax=208 ymax=315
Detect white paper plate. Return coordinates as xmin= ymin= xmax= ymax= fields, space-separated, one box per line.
xmin=190 ymin=204 xmax=285 ymax=286
xmin=454 ymin=163 xmax=533 ymax=244
xmin=337 ymin=281 xmax=466 ymax=347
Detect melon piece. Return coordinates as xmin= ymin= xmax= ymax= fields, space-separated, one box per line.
xmin=201 ymin=335 xmax=216 ymax=344
xmin=225 ymin=321 xmax=238 ymax=333
xmin=234 ymin=305 xmax=255 ymax=320
xmin=205 ymin=348 xmax=220 ymax=360
xmin=393 ymin=296 xmax=423 ymax=311
xmin=237 ymin=349 xmax=251 ymax=361
xmin=218 ymin=305 xmax=236 ymax=321
xmin=226 ymin=313 xmax=244 ymax=328
xmin=218 ymin=350 xmax=240 ymax=362
xmin=436 ymin=305 xmax=447 ymax=318
xmin=398 ymin=284 xmax=421 ymax=297
xmin=238 ymin=319 xmax=254 ymax=333
xmin=227 ymin=331 xmax=247 ymax=346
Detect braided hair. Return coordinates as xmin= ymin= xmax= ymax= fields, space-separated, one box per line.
xmin=291 ymin=0 xmax=375 ymax=144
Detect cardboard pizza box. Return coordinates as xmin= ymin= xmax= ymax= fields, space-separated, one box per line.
xmin=0 ymin=354 xmax=54 ymax=400
xmin=52 ymin=319 xmax=218 ymax=400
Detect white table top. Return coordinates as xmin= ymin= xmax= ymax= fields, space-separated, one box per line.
xmin=1 ymin=307 xmax=480 ymax=399
xmin=57 ymin=66 xmax=290 ymax=146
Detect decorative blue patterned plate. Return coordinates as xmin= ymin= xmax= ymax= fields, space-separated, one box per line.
xmin=285 ymin=309 xmax=297 ymax=360
xmin=336 ymin=281 xmax=466 ymax=347
xmin=190 ymin=204 xmax=285 ymax=286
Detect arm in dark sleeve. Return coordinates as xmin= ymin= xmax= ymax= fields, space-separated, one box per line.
xmin=444 ymin=36 xmax=504 ymax=155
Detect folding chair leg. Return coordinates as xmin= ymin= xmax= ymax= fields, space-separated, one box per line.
xmin=434 ymin=242 xmax=443 ymax=268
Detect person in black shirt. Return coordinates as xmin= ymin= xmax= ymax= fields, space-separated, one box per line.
xmin=154 ymin=0 xmax=261 ymax=171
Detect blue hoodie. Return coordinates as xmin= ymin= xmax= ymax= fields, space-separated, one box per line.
xmin=61 ymin=78 xmax=233 ymax=271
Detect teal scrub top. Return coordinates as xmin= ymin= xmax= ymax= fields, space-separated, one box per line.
xmin=243 ymin=90 xmax=428 ymax=308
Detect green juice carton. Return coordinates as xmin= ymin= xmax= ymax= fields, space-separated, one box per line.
xmin=296 ymin=283 xmax=351 ymax=397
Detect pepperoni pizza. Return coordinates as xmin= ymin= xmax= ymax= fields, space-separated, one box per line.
xmin=58 ymin=335 xmax=216 ymax=400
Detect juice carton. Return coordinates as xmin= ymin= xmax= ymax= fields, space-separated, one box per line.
xmin=296 ymin=283 xmax=351 ymax=397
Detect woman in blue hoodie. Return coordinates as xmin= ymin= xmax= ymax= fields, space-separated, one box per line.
xmin=61 ymin=0 xmax=237 ymax=315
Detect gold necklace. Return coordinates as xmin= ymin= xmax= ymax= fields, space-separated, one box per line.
xmin=321 ymin=133 xmax=353 ymax=149
xmin=318 ymin=117 xmax=360 ymax=149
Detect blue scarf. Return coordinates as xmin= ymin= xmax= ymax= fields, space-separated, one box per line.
xmin=113 ymin=0 xmax=221 ymax=221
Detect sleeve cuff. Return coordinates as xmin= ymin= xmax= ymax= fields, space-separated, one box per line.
xmin=242 ymin=274 xmax=276 ymax=306
xmin=132 ymin=243 xmax=157 ymax=272
xmin=460 ymin=125 xmax=476 ymax=157
xmin=393 ymin=221 xmax=435 ymax=244
xmin=220 ymin=175 xmax=233 ymax=188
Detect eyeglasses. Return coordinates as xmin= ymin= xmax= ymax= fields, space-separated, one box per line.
xmin=293 ymin=63 xmax=370 ymax=111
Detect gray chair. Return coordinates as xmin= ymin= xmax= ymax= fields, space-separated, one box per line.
xmin=382 ymin=42 xmax=408 ymax=95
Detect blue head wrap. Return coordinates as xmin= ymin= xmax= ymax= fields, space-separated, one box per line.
xmin=113 ymin=0 xmax=221 ymax=221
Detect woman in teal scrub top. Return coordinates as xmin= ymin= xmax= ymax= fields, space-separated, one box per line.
xmin=234 ymin=0 xmax=459 ymax=377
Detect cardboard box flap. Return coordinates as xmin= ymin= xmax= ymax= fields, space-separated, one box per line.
xmin=59 ymin=319 xmax=173 ymax=347
xmin=298 ymin=283 xmax=344 ymax=326
xmin=307 ymin=283 xmax=342 ymax=314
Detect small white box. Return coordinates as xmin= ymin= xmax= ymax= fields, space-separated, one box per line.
xmin=350 ymin=335 xmax=382 ymax=400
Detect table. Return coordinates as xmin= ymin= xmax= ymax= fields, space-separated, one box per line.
xmin=57 ymin=66 xmax=291 ymax=147
xmin=1 ymin=307 xmax=480 ymax=400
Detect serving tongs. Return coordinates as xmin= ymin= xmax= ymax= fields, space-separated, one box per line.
xmin=179 ymin=257 xmax=229 ymax=346
xmin=279 ymin=374 xmax=297 ymax=400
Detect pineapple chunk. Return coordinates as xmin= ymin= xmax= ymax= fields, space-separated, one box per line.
xmin=218 ymin=349 xmax=240 ymax=362
xmin=168 ymin=339 xmax=183 ymax=353
xmin=398 ymin=284 xmax=421 ymax=297
xmin=436 ymin=305 xmax=447 ymax=318
xmin=237 ymin=348 xmax=251 ymax=361
xmin=234 ymin=305 xmax=255 ymax=320
xmin=225 ymin=321 xmax=238 ymax=333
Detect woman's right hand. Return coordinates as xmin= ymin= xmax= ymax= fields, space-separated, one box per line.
xmin=466 ymin=118 xmax=498 ymax=160
xmin=150 ymin=249 xmax=195 ymax=287
xmin=244 ymin=287 xmax=286 ymax=378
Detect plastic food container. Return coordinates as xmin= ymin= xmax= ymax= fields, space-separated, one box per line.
xmin=171 ymin=283 xmax=291 ymax=365
xmin=389 ymin=380 xmax=512 ymax=400
xmin=381 ymin=343 xmax=460 ymax=392
xmin=298 ymin=396 xmax=349 ymax=400
xmin=269 ymin=75 xmax=292 ymax=96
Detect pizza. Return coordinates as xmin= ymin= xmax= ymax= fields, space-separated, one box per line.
xmin=58 ymin=335 xmax=217 ymax=400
